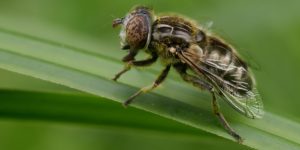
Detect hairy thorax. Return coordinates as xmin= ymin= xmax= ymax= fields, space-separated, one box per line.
xmin=148 ymin=16 xmax=204 ymax=65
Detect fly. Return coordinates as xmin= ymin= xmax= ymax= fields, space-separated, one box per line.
xmin=112 ymin=6 xmax=264 ymax=143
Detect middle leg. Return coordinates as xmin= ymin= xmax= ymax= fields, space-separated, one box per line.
xmin=173 ymin=63 xmax=213 ymax=90
xmin=123 ymin=65 xmax=171 ymax=107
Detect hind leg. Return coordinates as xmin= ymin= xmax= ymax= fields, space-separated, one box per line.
xmin=174 ymin=63 xmax=242 ymax=143
xmin=211 ymin=91 xmax=243 ymax=143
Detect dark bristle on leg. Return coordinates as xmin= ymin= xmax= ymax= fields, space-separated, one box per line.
xmin=211 ymin=91 xmax=243 ymax=143
xmin=123 ymin=65 xmax=171 ymax=107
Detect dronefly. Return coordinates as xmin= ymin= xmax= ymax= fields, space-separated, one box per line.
xmin=112 ymin=6 xmax=263 ymax=143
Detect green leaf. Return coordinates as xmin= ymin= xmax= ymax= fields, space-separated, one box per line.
xmin=0 ymin=68 xmax=78 ymax=93
xmin=0 ymin=22 xmax=299 ymax=150
xmin=0 ymin=90 xmax=249 ymax=150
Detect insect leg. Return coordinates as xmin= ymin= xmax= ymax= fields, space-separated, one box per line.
xmin=211 ymin=91 xmax=243 ymax=143
xmin=173 ymin=63 xmax=212 ymax=90
xmin=174 ymin=63 xmax=242 ymax=143
xmin=112 ymin=61 xmax=132 ymax=81
xmin=123 ymin=65 xmax=171 ymax=107
xmin=113 ymin=52 xmax=158 ymax=81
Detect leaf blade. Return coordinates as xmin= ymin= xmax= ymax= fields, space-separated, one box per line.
xmin=0 ymin=90 xmax=249 ymax=150
xmin=0 ymin=27 xmax=299 ymax=149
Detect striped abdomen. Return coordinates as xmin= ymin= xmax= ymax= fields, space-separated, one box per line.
xmin=201 ymin=37 xmax=253 ymax=96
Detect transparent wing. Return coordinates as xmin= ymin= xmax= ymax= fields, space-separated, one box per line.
xmin=205 ymin=70 xmax=264 ymax=119
xmin=177 ymin=43 xmax=264 ymax=119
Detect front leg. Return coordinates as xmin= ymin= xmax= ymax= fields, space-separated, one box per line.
xmin=123 ymin=65 xmax=171 ymax=107
xmin=113 ymin=52 xmax=158 ymax=81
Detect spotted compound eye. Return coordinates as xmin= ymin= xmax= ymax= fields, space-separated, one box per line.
xmin=125 ymin=10 xmax=152 ymax=50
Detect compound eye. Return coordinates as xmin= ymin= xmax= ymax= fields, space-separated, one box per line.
xmin=125 ymin=14 xmax=151 ymax=49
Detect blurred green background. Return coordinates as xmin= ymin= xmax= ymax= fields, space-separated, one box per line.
xmin=0 ymin=0 xmax=300 ymax=150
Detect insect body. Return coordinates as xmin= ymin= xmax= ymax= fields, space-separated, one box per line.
xmin=112 ymin=6 xmax=263 ymax=143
